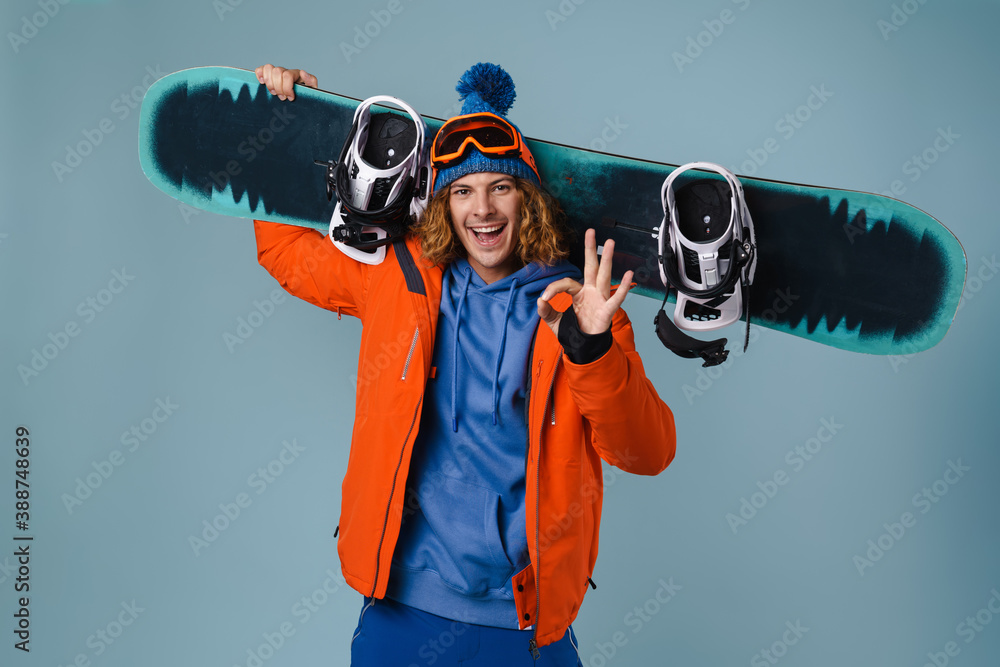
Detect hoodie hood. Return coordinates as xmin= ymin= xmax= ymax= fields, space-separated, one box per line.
xmin=444 ymin=258 xmax=580 ymax=430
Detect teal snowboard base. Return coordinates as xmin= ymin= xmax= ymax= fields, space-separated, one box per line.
xmin=138 ymin=67 xmax=966 ymax=356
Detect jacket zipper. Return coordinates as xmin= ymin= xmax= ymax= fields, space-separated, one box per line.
xmin=371 ymin=245 xmax=428 ymax=597
xmin=370 ymin=391 xmax=424 ymax=596
xmin=401 ymin=327 xmax=419 ymax=380
xmin=528 ymin=355 xmax=560 ymax=659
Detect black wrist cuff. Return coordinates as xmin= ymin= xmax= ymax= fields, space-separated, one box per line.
xmin=557 ymin=307 xmax=613 ymax=364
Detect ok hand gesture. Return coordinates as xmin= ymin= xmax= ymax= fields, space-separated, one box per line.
xmin=537 ymin=229 xmax=634 ymax=337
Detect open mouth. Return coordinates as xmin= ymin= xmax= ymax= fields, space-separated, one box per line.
xmin=470 ymin=223 xmax=507 ymax=244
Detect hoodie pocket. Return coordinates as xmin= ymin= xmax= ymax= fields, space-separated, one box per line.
xmin=401 ymin=470 xmax=514 ymax=596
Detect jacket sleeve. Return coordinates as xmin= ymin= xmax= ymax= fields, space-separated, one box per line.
xmin=561 ymin=308 xmax=676 ymax=475
xmin=253 ymin=220 xmax=371 ymax=320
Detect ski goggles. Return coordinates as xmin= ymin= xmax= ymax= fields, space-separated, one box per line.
xmin=431 ymin=112 xmax=538 ymax=174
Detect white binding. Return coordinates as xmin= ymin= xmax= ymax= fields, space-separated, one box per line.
xmin=657 ymin=161 xmax=756 ymax=331
xmin=329 ymin=95 xmax=430 ymax=265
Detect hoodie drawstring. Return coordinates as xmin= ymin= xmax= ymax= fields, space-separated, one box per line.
xmin=491 ymin=278 xmax=518 ymax=425
xmin=451 ymin=268 xmax=474 ymax=432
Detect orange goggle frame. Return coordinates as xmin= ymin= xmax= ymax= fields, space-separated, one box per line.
xmin=431 ymin=112 xmax=538 ymax=175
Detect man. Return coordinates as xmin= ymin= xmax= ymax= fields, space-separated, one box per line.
xmin=253 ymin=62 xmax=676 ymax=666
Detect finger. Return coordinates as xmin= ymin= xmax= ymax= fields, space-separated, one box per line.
xmin=536 ymin=297 xmax=562 ymax=336
xmin=596 ymin=238 xmax=616 ymax=297
xmin=285 ymin=69 xmax=308 ymax=98
xmin=281 ymin=68 xmax=300 ymax=100
xmin=539 ymin=277 xmax=582 ymax=303
xmin=270 ymin=67 xmax=289 ymax=99
xmin=583 ymin=228 xmax=598 ymax=286
xmin=265 ymin=65 xmax=284 ymax=97
xmin=607 ymin=270 xmax=634 ymax=311
xmin=256 ymin=63 xmax=273 ymax=85
xmin=298 ymin=70 xmax=318 ymax=89
xmin=270 ymin=65 xmax=283 ymax=93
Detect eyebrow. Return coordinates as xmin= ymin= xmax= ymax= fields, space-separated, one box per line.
xmin=450 ymin=176 xmax=515 ymax=191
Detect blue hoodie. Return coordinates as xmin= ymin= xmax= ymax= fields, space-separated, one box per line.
xmin=386 ymin=257 xmax=581 ymax=628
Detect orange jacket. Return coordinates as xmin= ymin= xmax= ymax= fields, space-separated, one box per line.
xmin=254 ymin=220 xmax=676 ymax=647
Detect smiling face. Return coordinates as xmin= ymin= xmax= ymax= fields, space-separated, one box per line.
xmin=448 ymin=172 xmax=522 ymax=284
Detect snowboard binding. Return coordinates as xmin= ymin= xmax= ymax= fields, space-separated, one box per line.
xmin=655 ymin=162 xmax=757 ymax=366
xmin=318 ymin=95 xmax=430 ymax=265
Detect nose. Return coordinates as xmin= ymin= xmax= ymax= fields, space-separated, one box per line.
xmin=472 ymin=189 xmax=496 ymax=217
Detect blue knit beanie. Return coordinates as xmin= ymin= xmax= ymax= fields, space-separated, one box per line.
xmin=433 ymin=63 xmax=540 ymax=193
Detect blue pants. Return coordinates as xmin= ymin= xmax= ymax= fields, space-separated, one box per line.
xmin=350 ymin=597 xmax=583 ymax=666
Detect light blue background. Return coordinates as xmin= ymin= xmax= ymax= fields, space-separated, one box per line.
xmin=3 ymin=1 xmax=998 ymax=666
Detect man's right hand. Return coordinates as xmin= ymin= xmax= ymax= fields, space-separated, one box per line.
xmin=254 ymin=64 xmax=318 ymax=101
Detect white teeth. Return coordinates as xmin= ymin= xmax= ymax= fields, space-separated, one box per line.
xmin=471 ymin=225 xmax=504 ymax=233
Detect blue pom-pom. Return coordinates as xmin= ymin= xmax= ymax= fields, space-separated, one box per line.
xmin=456 ymin=62 xmax=516 ymax=116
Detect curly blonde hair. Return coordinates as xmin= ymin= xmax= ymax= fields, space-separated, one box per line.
xmin=412 ymin=178 xmax=572 ymax=267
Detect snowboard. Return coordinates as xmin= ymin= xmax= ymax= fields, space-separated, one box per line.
xmin=138 ymin=67 xmax=966 ymax=356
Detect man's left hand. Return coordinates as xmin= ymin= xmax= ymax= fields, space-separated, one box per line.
xmin=537 ymin=228 xmax=634 ymax=337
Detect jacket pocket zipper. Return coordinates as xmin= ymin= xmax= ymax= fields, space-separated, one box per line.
xmin=401 ymin=327 xmax=419 ymax=380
